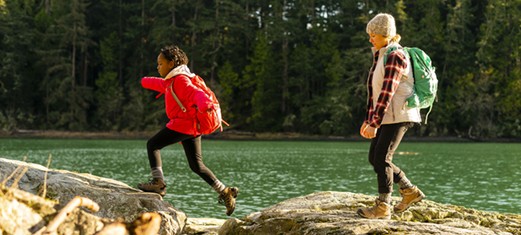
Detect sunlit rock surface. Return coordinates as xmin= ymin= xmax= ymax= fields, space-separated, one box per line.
xmin=1 ymin=157 xmax=520 ymax=235
xmin=218 ymin=191 xmax=521 ymax=234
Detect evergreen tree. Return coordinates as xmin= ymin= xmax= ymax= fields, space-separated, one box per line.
xmin=94 ymin=33 xmax=124 ymax=131
xmin=477 ymin=0 xmax=521 ymax=138
xmin=0 ymin=0 xmax=40 ymax=130
xmin=36 ymin=0 xmax=92 ymax=130
xmin=243 ymin=31 xmax=278 ymax=131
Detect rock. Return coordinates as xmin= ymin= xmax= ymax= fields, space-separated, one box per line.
xmin=0 ymin=158 xmax=186 ymax=235
xmin=183 ymin=218 xmax=226 ymax=235
xmin=96 ymin=212 xmax=163 ymax=235
xmin=219 ymin=191 xmax=521 ymax=235
xmin=2 ymin=157 xmax=521 ymax=235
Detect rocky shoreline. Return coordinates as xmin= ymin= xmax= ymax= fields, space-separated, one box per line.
xmin=1 ymin=158 xmax=520 ymax=235
xmin=4 ymin=129 xmax=521 ymax=142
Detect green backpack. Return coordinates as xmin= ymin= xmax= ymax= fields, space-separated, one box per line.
xmin=384 ymin=46 xmax=438 ymax=123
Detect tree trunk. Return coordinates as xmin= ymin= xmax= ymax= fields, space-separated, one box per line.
xmin=72 ymin=24 xmax=77 ymax=89
xmin=210 ymin=1 xmax=220 ymax=85
xmin=190 ymin=4 xmax=199 ymax=69
xmin=82 ymin=44 xmax=88 ymax=86
xmin=118 ymin=0 xmax=123 ymax=85
xmin=140 ymin=0 xmax=145 ymax=77
xmin=282 ymin=37 xmax=288 ymax=113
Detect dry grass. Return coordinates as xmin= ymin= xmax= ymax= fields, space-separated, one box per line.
xmin=39 ymin=155 xmax=52 ymax=198
xmin=1 ymin=156 xmax=28 ymax=196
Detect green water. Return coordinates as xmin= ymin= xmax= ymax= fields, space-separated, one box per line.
xmin=0 ymin=138 xmax=520 ymax=219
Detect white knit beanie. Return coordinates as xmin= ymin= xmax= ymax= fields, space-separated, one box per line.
xmin=366 ymin=13 xmax=396 ymax=37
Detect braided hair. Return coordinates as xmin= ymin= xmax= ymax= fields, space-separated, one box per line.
xmin=160 ymin=45 xmax=189 ymax=68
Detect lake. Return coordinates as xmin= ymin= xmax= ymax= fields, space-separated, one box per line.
xmin=0 ymin=138 xmax=519 ymax=219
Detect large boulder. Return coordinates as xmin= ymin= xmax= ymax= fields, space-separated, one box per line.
xmin=219 ymin=191 xmax=521 ymax=235
xmin=0 ymin=158 xmax=186 ymax=235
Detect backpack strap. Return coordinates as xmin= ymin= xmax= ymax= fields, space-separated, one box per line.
xmin=382 ymin=45 xmax=404 ymax=65
xmin=169 ymin=82 xmax=187 ymax=113
xmin=424 ymin=104 xmax=433 ymax=125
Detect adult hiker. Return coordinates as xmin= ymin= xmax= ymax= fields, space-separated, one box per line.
xmin=357 ymin=13 xmax=425 ymax=219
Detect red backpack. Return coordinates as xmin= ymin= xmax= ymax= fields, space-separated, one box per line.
xmin=169 ymin=75 xmax=228 ymax=134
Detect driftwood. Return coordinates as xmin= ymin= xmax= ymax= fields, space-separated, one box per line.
xmin=96 ymin=212 xmax=162 ymax=235
xmin=34 ymin=196 xmax=100 ymax=235
xmin=95 ymin=222 xmax=128 ymax=235
xmin=33 ymin=196 xmax=161 ymax=235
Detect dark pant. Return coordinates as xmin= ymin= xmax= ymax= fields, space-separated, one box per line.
xmin=146 ymin=127 xmax=218 ymax=186
xmin=368 ymin=122 xmax=414 ymax=194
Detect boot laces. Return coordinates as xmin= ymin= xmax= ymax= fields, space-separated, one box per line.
xmin=218 ymin=187 xmax=237 ymax=205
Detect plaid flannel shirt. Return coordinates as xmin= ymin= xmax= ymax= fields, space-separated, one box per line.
xmin=365 ymin=49 xmax=407 ymax=128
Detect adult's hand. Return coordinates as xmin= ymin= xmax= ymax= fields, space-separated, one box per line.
xmin=363 ymin=125 xmax=377 ymax=139
xmin=360 ymin=122 xmax=369 ymax=138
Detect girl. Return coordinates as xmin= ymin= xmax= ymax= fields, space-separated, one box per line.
xmin=138 ymin=45 xmax=238 ymax=216
xmin=357 ymin=13 xmax=425 ymax=219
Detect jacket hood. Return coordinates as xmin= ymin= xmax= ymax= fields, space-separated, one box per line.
xmin=165 ymin=65 xmax=195 ymax=80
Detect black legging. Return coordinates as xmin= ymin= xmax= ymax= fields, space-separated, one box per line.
xmin=368 ymin=122 xmax=414 ymax=194
xmin=146 ymin=127 xmax=218 ymax=186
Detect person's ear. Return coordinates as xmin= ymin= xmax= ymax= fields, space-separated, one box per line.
xmin=168 ymin=60 xmax=175 ymax=69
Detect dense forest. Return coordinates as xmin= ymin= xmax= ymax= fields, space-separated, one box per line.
xmin=0 ymin=0 xmax=520 ymax=139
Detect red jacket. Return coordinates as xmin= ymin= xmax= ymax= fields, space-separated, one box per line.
xmin=141 ymin=75 xmax=212 ymax=135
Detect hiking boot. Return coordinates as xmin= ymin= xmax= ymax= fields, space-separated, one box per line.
xmin=357 ymin=199 xmax=391 ymax=219
xmin=138 ymin=178 xmax=167 ymax=197
xmin=218 ymin=187 xmax=239 ymax=216
xmin=394 ymin=185 xmax=425 ymax=213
